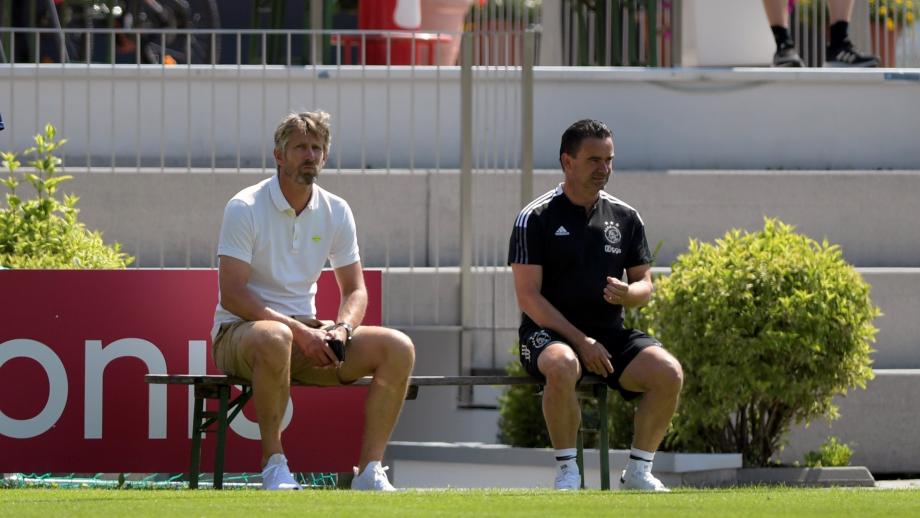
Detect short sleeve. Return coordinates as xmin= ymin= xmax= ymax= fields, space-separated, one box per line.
xmin=625 ymin=213 xmax=652 ymax=268
xmin=508 ymin=211 xmax=544 ymax=265
xmin=329 ymin=201 xmax=360 ymax=269
xmin=217 ymin=199 xmax=254 ymax=264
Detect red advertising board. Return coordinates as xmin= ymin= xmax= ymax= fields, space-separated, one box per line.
xmin=0 ymin=269 xmax=381 ymax=473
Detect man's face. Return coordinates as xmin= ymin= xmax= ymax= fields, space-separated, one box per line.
xmin=562 ymin=136 xmax=614 ymax=192
xmin=275 ymin=130 xmax=327 ymax=186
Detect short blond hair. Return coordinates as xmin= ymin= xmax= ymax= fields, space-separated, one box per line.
xmin=273 ymin=111 xmax=331 ymax=156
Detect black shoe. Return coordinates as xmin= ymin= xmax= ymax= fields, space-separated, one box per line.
xmin=773 ymin=43 xmax=804 ymax=67
xmin=825 ymin=40 xmax=879 ymax=67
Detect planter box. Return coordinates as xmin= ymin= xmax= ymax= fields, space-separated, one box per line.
xmin=738 ymin=467 xmax=875 ymax=488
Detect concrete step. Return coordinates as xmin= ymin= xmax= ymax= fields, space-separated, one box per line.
xmin=382 ymin=267 xmax=920 ymax=370
xmin=12 ymin=169 xmax=918 ymax=268
xmin=4 ymin=67 xmax=918 ymax=170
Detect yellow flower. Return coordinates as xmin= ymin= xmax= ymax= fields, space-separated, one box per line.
xmin=909 ymin=11 xmax=916 ymax=22
xmin=879 ymin=5 xmax=888 ymax=15
xmin=887 ymin=18 xmax=895 ymax=30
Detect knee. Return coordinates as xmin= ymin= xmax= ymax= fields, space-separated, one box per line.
xmin=655 ymin=353 xmax=683 ymax=395
xmin=246 ymin=322 xmax=293 ymax=368
xmin=540 ymin=352 xmax=580 ymax=387
xmin=383 ymin=329 xmax=415 ymax=370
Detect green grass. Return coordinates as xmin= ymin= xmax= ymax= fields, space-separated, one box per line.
xmin=1 ymin=487 xmax=919 ymax=517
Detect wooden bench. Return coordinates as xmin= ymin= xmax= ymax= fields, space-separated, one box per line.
xmin=144 ymin=374 xmax=612 ymax=490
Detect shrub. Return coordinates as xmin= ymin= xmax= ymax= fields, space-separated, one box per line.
xmin=1 ymin=124 xmax=133 ymax=269
xmin=647 ymin=218 xmax=878 ymax=466
xmin=804 ymin=436 xmax=853 ymax=468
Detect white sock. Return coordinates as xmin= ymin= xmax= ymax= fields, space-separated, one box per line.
xmin=627 ymin=447 xmax=655 ymax=474
xmin=555 ymin=448 xmax=579 ymax=474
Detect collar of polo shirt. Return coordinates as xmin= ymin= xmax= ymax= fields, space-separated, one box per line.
xmin=269 ymin=174 xmax=318 ymax=215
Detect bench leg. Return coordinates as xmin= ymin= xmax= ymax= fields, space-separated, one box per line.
xmin=213 ymin=385 xmax=230 ymax=490
xmin=189 ymin=393 xmax=205 ymax=489
xmin=576 ymin=427 xmax=585 ymax=490
xmin=594 ymin=384 xmax=610 ymax=490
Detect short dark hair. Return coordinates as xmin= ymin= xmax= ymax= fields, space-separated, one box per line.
xmin=559 ymin=119 xmax=611 ymax=165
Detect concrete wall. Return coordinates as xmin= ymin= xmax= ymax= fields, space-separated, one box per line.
xmin=4 ymin=169 xmax=919 ymax=268
xmin=3 ymin=66 xmax=920 ymax=170
xmin=383 ymin=268 xmax=920 ymax=370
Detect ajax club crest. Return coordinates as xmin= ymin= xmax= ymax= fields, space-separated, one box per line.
xmin=530 ymin=330 xmax=552 ymax=349
xmin=603 ymin=221 xmax=621 ymax=245
xmin=603 ymin=221 xmax=622 ymax=254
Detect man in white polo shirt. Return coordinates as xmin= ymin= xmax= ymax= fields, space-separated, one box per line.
xmin=212 ymin=110 xmax=415 ymax=491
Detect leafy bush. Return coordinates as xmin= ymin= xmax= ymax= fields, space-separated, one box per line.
xmin=1 ymin=124 xmax=133 ymax=268
xmin=647 ymin=218 xmax=878 ymax=466
xmin=804 ymin=436 xmax=853 ymax=468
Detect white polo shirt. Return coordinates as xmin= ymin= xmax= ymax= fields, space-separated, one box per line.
xmin=211 ymin=174 xmax=360 ymax=336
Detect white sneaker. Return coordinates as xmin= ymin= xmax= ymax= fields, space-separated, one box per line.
xmin=261 ymin=453 xmax=303 ymax=490
xmin=620 ymin=467 xmax=670 ymax=492
xmin=554 ymin=465 xmax=581 ymax=491
xmin=351 ymin=461 xmax=397 ymax=491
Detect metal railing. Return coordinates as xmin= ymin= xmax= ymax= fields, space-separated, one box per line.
xmin=557 ymin=0 xmax=676 ymax=67
xmin=0 ymin=26 xmax=531 ymax=330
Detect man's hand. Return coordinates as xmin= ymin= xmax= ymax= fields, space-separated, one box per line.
xmin=323 ymin=325 xmax=349 ymax=362
xmin=324 ymin=325 xmax=349 ymax=345
xmin=576 ymin=337 xmax=614 ymax=377
xmin=604 ymin=276 xmax=630 ymax=305
xmin=292 ymin=322 xmax=339 ymax=368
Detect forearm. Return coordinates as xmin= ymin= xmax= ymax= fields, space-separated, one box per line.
xmin=519 ymin=294 xmax=589 ymax=348
xmin=221 ymin=288 xmax=300 ymax=329
xmin=623 ymin=279 xmax=653 ymax=308
xmin=336 ymin=287 xmax=367 ymax=327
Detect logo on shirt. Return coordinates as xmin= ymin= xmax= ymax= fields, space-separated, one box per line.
xmin=530 ymin=330 xmax=553 ymax=349
xmin=311 ymin=235 xmax=322 ymax=242
xmin=603 ymin=221 xmax=621 ymax=244
xmin=554 ymin=226 xmax=570 ymax=237
xmin=604 ymin=221 xmax=622 ymax=254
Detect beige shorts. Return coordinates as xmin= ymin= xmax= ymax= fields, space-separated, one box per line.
xmin=212 ymin=317 xmax=351 ymax=386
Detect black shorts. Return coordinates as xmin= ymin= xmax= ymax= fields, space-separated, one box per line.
xmin=519 ymin=322 xmax=661 ymax=401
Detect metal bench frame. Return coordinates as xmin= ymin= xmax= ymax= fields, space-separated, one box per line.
xmin=144 ymin=374 xmax=611 ymax=490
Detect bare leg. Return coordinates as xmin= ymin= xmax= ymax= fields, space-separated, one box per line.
xmin=618 ymin=347 xmax=683 ymax=452
xmin=239 ymin=321 xmax=294 ymax=467
xmin=762 ymin=0 xmax=790 ymax=27
xmin=537 ymin=343 xmax=582 ymax=449
xmin=337 ymin=326 xmax=415 ymax=471
xmin=828 ymin=0 xmax=854 ymax=23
